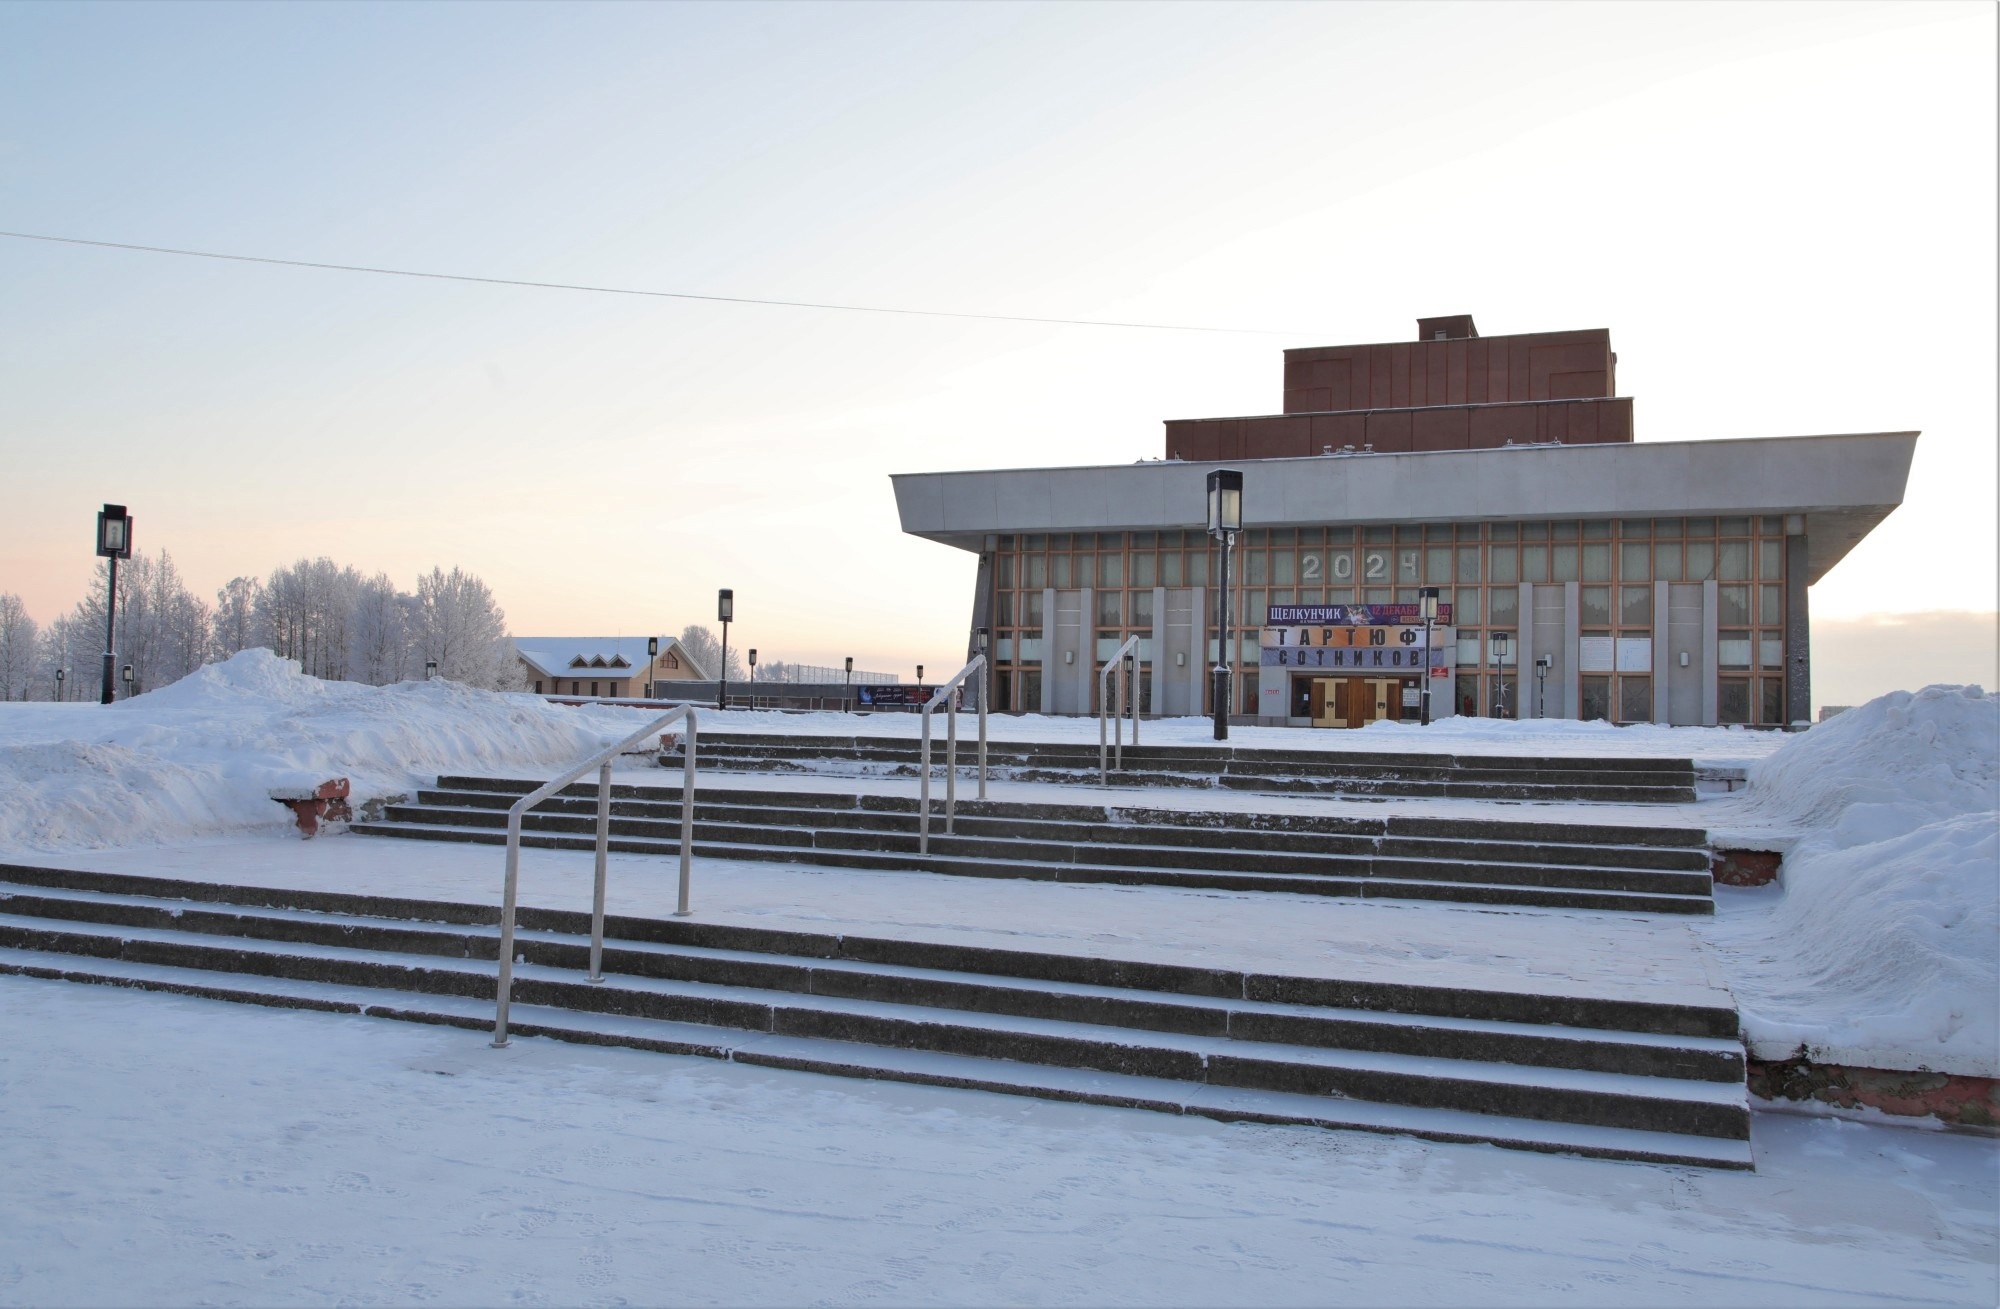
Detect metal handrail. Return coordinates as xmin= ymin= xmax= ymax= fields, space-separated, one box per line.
xmin=918 ymin=654 xmax=988 ymax=854
xmin=1097 ymin=634 xmax=1143 ymax=783
xmin=492 ymin=704 xmax=698 ymax=1048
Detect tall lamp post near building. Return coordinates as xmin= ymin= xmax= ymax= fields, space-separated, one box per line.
xmin=1205 ymin=470 xmax=1242 ymax=741
xmin=95 ymin=504 xmax=132 ymax=705
xmin=716 ymin=589 xmax=734 ymax=710
xmin=1491 ymin=632 xmax=1512 ymax=718
xmin=844 ymin=656 xmax=853 ymax=713
xmin=1418 ymin=586 xmax=1440 ymax=726
xmin=1535 ymin=655 xmax=1551 ymax=718
xmin=976 ymin=627 xmax=989 ymax=712
xmin=747 ymin=649 xmax=757 ymax=704
xmin=646 ymin=636 xmax=659 ymax=700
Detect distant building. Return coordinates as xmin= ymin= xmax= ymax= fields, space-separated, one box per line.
xmin=893 ymin=315 xmax=1917 ymax=728
xmin=514 ymin=636 xmax=709 ymax=699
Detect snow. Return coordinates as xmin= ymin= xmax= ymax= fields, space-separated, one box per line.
xmin=0 ymin=974 xmax=1992 ymax=1308
xmin=1700 ymin=685 xmax=2000 ymax=1076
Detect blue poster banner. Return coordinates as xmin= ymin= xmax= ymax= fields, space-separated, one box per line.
xmin=1266 ymin=603 xmax=1452 ymax=626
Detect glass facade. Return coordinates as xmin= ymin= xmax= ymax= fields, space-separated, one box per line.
xmin=987 ymin=516 xmax=1792 ymax=726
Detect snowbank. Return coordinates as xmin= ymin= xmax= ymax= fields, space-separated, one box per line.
xmin=1705 ymin=685 xmax=1999 ymax=1076
xmin=0 ymin=650 xmax=656 ymax=852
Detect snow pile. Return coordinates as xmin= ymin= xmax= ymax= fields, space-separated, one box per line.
xmin=0 ymin=650 xmax=656 ymax=852
xmin=1708 ymin=685 xmax=1999 ymax=1076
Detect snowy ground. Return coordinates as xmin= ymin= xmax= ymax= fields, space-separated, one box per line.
xmin=1 ymin=974 xmax=1992 ymax=1309
xmin=1 ymin=656 xmax=1994 ymax=1305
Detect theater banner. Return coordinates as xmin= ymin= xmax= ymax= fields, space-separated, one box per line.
xmin=1259 ymin=624 xmax=1449 ymax=671
xmin=1266 ymin=603 xmax=1453 ymax=626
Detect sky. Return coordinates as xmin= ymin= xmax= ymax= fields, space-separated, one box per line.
xmin=0 ymin=0 xmax=1993 ymax=692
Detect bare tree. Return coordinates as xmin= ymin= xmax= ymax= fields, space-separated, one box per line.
xmin=349 ymin=572 xmax=415 ymax=685
xmin=33 ymin=612 xmax=92 ymax=701
xmin=0 ymin=594 xmax=38 ymax=701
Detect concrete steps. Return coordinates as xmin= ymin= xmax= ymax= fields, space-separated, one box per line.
xmin=0 ymin=863 xmax=1751 ymax=1169
xmin=354 ymin=776 xmax=1716 ymax=915
xmin=685 ymin=733 xmax=1700 ymax=804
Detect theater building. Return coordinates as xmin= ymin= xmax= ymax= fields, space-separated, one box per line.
xmin=891 ymin=316 xmax=1917 ymax=728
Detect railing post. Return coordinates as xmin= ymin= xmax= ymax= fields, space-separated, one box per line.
xmin=588 ymin=760 xmax=611 ymax=982
xmin=492 ymin=811 xmax=525 ymax=1047
xmin=919 ymin=702 xmax=933 ymax=855
xmin=945 ymin=690 xmax=958 ymax=834
xmin=1114 ymin=654 xmax=1126 ymax=773
xmin=977 ymin=654 xmax=988 ymax=801
xmin=675 ymin=711 xmax=695 ymax=916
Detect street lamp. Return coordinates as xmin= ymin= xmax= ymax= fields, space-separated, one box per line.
xmin=1206 ymin=469 xmax=1243 ymax=741
xmin=915 ymin=663 xmax=924 ymax=686
xmin=1418 ymin=586 xmax=1440 ymax=726
xmin=425 ymin=660 xmax=438 ymax=681
xmin=1535 ymin=654 xmax=1552 ymax=719
xmin=976 ymin=626 xmax=989 ymax=712
xmin=717 ymin=589 xmax=733 ymax=710
xmin=54 ymin=667 xmax=65 ymax=701
xmin=747 ymin=649 xmax=757 ymax=705
xmin=1491 ymin=632 xmax=1512 ymax=718
xmin=95 ymin=503 xmax=132 ymax=705
xmin=121 ymin=664 xmax=134 ymax=699
xmin=647 ymin=636 xmax=659 ymax=700
xmin=844 ymin=655 xmax=853 ymax=713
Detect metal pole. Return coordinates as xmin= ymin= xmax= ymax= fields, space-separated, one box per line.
xmin=1129 ymin=647 xmax=1140 ymax=747
xmin=493 ymin=810 xmax=524 ymax=1047
xmin=1421 ymin=614 xmax=1433 ymax=726
xmin=945 ymin=693 xmax=958 ymax=833
xmin=1212 ymin=531 xmax=1232 ymax=740
xmin=588 ymin=761 xmax=611 ymax=982
xmin=919 ymin=704 xmax=932 ymax=854
xmin=100 ymin=555 xmax=118 ymax=705
xmin=717 ymin=621 xmax=729 ymax=710
xmin=676 ymin=712 xmax=695 ymax=916
xmin=1114 ymin=652 xmax=1126 ymax=772
xmin=976 ymin=655 xmax=988 ymax=801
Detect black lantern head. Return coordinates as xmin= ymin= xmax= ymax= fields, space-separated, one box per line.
xmin=648 ymin=637 xmax=659 ymax=657
xmin=717 ymin=589 xmax=734 ymax=623
xmin=977 ymin=626 xmax=989 ymax=651
xmin=1205 ymin=470 xmax=1243 ymax=537
xmin=1418 ymin=586 xmax=1439 ymax=621
xmin=96 ymin=504 xmax=133 ymax=559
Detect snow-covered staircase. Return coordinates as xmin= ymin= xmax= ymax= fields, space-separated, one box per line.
xmin=688 ymin=733 xmax=1701 ymax=804
xmin=354 ymin=776 xmax=1718 ymax=914
xmin=0 ymin=862 xmax=1750 ymax=1169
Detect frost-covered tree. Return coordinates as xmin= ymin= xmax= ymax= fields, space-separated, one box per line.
xmin=414 ymin=566 xmax=513 ymax=688
xmin=678 ymin=623 xmax=743 ymax=681
xmin=33 ymin=612 xmax=94 ymax=701
xmin=257 ymin=558 xmax=362 ymax=680
xmin=67 ymin=551 xmax=212 ymax=694
xmin=349 ymin=572 xmax=415 ymax=686
xmin=0 ymin=594 xmax=39 ymax=701
xmin=212 ymin=576 xmax=263 ymax=659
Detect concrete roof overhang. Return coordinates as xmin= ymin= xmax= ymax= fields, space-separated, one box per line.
xmin=892 ymin=431 xmax=1918 ymax=585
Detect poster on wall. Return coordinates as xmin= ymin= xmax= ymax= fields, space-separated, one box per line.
xmin=1615 ymin=637 xmax=1653 ymax=673
xmin=1578 ymin=637 xmax=1615 ymax=672
xmin=1267 ymin=603 xmax=1453 ymax=626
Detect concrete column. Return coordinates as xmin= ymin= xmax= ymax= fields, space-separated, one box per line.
xmin=1652 ymin=579 xmax=1671 ymax=724
xmin=1563 ymin=580 xmax=1581 ymax=719
xmin=1784 ymin=517 xmax=1811 ymax=728
xmin=1516 ymin=582 xmax=1535 ymax=718
xmin=1077 ymin=586 xmax=1095 ymax=715
xmin=1701 ymin=578 xmax=1719 ymax=726
xmin=1039 ymin=586 xmax=1056 ymax=714
xmin=1188 ymin=584 xmax=1208 ymax=714
xmin=1149 ymin=585 xmax=1167 ymax=717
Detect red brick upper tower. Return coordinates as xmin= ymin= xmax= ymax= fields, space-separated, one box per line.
xmin=1165 ymin=317 xmax=1631 ymax=461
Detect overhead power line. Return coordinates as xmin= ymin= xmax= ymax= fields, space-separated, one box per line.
xmin=0 ymin=228 xmax=1326 ymax=337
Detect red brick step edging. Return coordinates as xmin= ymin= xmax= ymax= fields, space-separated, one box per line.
xmin=1749 ymin=1055 xmax=1997 ymax=1129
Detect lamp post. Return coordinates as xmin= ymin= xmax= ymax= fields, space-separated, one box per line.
xmin=747 ymin=648 xmax=757 ymax=707
xmin=1535 ymin=655 xmax=1551 ymax=719
xmin=54 ymin=668 xmax=65 ymax=701
xmin=647 ymin=636 xmax=659 ymax=700
xmin=1418 ymin=586 xmax=1440 ymax=726
xmin=1491 ymin=632 xmax=1512 ymax=718
xmin=95 ymin=504 xmax=132 ymax=705
xmin=915 ymin=663 xmax=923 ymax=687
xmin=1206 ymin=470 xmax=1242 ymax=741
xmin=121 ymin=664 xmax=134 ymax=699
xmin=844 ymin=656 xmax=853 ymax=713
xmin=717 ymin=589 xmax=734 ymax=710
